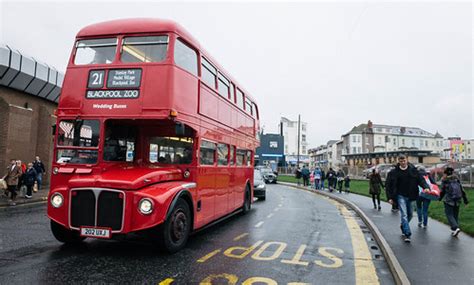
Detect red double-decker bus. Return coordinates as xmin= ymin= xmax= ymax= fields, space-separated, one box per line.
xmin=47 ymin=18 xmax=260 ymax=252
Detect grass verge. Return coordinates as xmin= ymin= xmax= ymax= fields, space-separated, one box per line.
xmin=277 ymin=175 xmax=474 ymax=236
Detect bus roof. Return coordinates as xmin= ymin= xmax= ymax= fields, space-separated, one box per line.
xmin=76 ymin=18 xmax=256 ymax=103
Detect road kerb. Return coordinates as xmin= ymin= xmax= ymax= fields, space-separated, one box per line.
xmin=279 ymin=182 xmax=410 ymax=285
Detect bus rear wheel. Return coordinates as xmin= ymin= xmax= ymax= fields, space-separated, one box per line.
xmin=160 ymin=198 xmax=191 ymax=253
xmin=242 ymin=185 xmax=251 ymax=214
xmin=50 ymin=220 xmax=86 ymax=244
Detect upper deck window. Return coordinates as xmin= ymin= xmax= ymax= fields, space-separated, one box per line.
xmin=218 ymin=73 xmax=230 ymax=98
xmin=74 ymin=38 xmax=117 ymax=65
xmin=121 ymin=36 xmax=168 ymax=63
xmin=201 ymin=57 xmax=217 ymax=88
xmin=236 ymin=89 xmax=244 ymax=110
xmin=174 ymin=39 xmax=198 ymax=76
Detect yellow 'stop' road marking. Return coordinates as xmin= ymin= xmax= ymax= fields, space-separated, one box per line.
xmin=330 ymin=199 xmax=380 ymax=285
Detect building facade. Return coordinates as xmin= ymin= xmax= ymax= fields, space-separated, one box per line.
xmin=255 ymin=133 xmax=285 ymax=168
xmin=280 ymin=116 xmax=308 ymax=165
xmin=0 ymin=45 xmax=63 ymax=184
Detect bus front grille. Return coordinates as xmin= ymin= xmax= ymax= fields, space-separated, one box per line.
xmin=71 ymin=190 xmax=96 ymax=228
xmin=97 ymin=191 xmax=124 ymax=230
xmin=70 ymin=189 xmax=125 ymax=232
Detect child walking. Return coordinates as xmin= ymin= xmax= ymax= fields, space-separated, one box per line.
xmin=440 ymin=167 xmax=469 ymax=237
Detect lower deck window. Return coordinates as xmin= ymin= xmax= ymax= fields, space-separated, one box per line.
xmin=149 ymin=137 xmax=193 ymax=164
xmin=56 ymin=149 xmax=98 ymax=164
xmin=200 ymin=140 xmax=216 ymax=165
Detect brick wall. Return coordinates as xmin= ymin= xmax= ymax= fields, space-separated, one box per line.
xmin=0 ymin=86 xmax=57 ymax=184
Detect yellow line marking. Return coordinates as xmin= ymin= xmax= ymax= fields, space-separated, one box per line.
xmin=158 ymin=278 xmax=174 ymax=285
xmin=330 ymin=199 xmax=380 ymax=285
xmin=255 ymin=221 xmax=264 ymax=228
xmin=233 ymin=233 xmax=249 ymax=241
xmin=242 ymin=277 xmax=277 ymax=284
xmin=267 ymin=213 xmax=274 ymax=218
xmin=200 ymin=273 xmax=238 ymax=284
xmin=196 ymin=249 xmax=221 ymax=263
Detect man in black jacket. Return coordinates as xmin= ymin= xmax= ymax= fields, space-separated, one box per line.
xmin=388 ymin=155 xmax=430 ymax=243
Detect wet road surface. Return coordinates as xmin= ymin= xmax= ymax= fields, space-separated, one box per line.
xmin=0 ymin=184 xmax=394 ymax=284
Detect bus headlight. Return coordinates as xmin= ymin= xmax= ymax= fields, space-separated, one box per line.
xmin=138 ymin=198 xmax=153 ymax=215
xmin=50 ymin=193 xmax=64 ymax=208
xmin=52 ymin=167 xmax=59 ymax=175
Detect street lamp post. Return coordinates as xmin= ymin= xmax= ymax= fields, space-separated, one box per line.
xmin=297 ymin=114 xmax=301 ymax=167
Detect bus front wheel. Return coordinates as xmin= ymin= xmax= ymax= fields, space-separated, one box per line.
xmin=160 ymin=198 xmax=191 ymax=253
xmin=50 ymin=220 xmax=86 ymax=244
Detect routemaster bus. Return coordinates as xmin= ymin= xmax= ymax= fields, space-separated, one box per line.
xmin=47 ymin=18 xmax=260 ymax=253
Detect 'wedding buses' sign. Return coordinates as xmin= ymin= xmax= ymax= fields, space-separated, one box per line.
xmin=107 ymin=69 xmax=142 ymax=88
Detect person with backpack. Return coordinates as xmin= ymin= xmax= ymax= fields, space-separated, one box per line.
xmin=387 ymin=155 xmax=430 ymax=243
xmin=313 ymin=167 xmax=322 ymax=189
xmin=416 ymin=166 xmax=435 ymax=229
xmin=301 ymin=166 xmax=310 ymax=187
xmin=320 ymin=169 xmax=326 ymax=189
xmin=440 ymin=167 xmax=469 ymax=237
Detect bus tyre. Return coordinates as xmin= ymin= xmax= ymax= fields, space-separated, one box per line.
xmin=242 ymin=186 xmax=251 ymax=214
xmin=161 ymin=198 xmax=191 ymax=253
xmin=50 ymin=220 xmax=85 ymax=244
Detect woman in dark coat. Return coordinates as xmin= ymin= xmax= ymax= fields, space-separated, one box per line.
xmin=23 ymin=163 xmax=37 ymax=198
xmin=369 ymin=169 xmax=384 ymax=210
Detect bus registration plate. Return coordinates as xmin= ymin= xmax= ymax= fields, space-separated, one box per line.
xmin=80 ymin=227 xmax=111 ymax=239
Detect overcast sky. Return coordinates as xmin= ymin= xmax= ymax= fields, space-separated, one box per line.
xmin=1 ymin=0 xmax=472 ymax=146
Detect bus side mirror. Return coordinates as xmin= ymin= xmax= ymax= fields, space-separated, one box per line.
xmin=175 ymin=123 xmax=185 ymax=136
xmin=52 ymin=124 xmax=56 ymax=135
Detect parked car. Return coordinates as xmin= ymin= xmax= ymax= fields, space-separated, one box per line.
xmin=260 ymin=168 xmax=278 ymax=184
xmin=253 ymin=170 xmax=266 ymax=200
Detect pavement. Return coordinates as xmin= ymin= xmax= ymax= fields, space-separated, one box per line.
xmin=284 ymin=182 xmax=474 ymax=285
xmin=0 ymin=186 xmax=49 ymax=209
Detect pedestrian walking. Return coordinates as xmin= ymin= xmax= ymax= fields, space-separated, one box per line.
xmin=385 ymin=166 xmax=398 ymax=212
xmin=313 ymin=167 xmax=322 ymax=189
xmin=33 ymin=156 xmax=46 ymax=191
xmin=327 ymin=168 xmax=336 ymax=192
xmin=336 ymin=169 xmax=345 ymax=193
xmin=295 ymin=167 xmax=302 ymax=186
xmin=301 ymin=166 xmax=310 ymax=187
xmin=440 ymin=167 xmax=469 ymax=237
xmin=369 ymin=169 xmax=384 ymax=210
xmin=23 ymin=163 xmax=37 ymax=199
xmin=387 ymin=155 xmax=430 ymax=243
xmin=320 ymin=169 xmax=326 ymax=189
xmin=16 ymin=160 xmax=26 ymax=196
xmin=416 ymin=166 xmax=435 ymax=229
xmin=3 ymin=159 xmax=22 ymax=206
xmin=344 ymin=175 xmax=351 ymax=193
